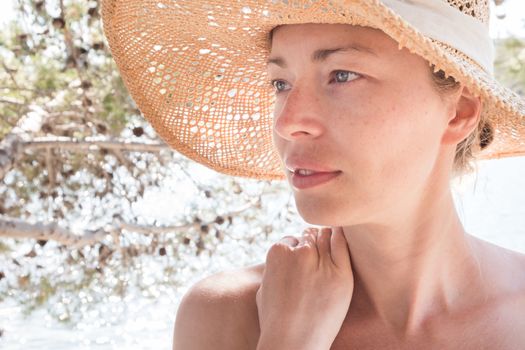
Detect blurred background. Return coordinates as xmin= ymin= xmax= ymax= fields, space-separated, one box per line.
xmin=0 ymin=0 xmax=524 ymax=349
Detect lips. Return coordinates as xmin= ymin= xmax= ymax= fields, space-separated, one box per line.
xmin=295 ymin=169 xmax=325 ymax=175
xmin=293 ymin=169 xmax=340 ymax=176
xmin=290 ymin=169 xmax=342 ymax=189
xmin=284 ymin=155 xmax=342 ymax=189
xmin=285 ymin=157 xmax=341 ymax=174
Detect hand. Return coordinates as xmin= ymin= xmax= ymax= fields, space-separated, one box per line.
xmin=255 ymin=226 xmax=354 ymax=350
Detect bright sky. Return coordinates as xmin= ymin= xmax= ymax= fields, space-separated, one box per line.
xmin=0 ymin=1 xmax=15 ymax=27
xmin=489 ymin=0 xmax=525 ymax=38
xmin=0 ymin=0 xmax=524 ymax=38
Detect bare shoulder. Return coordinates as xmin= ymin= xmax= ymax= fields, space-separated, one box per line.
xmin=498 ymin=246 xmax=525 ymax=308
xmin=492 ymin=250 xmax=525 ymax=346
xmin=172 ymin=262 xmax=264 ymax=350
xmin=506 ymin=247 xmax=525 ymax=308
xmin=473 ymin=237 xmax=525 ymax=322
xmin=469 ymin=235 xmax=525 ymax=291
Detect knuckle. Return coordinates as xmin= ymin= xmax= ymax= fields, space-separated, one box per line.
xmin=281 ymin=235 xmax=300 ymax=244
xmin=302 ymin=227 xmax=318 ymax=236
xmin=266 ymin=233 xmax=320 ymax=263
xmin=266 ymin=240 xmax=294 ymax=259
xmin=281 ymin=234 xmax=297 ymax=240
xmin=294 ymin=244 xmax=314 ymax=255
xmin=318 ymin=227 xmax=331 ymax=239
xmin=267 ymin=242 xmax=288 ymax=255
xmin=294 ymin=242 xmax=318 ymax=258
xmin=320 ymin=227 xmax=332 ymax=234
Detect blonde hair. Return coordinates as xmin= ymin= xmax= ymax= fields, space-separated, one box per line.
xmin=429 ymin=65 xmax=494 ymax=178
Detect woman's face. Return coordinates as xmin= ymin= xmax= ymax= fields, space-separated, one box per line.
xmin=267 ymin=24 xmax=456 ymax=226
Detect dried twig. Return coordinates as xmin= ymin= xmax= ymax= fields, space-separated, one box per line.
xmin=45 ymin=147 xmax=56 ymax=191
xmin=0 ymin=197 xmax=261 ymax=248
xmin=23 ymin=136 xmax=169 ymax=153
xmin=0 ymin=97 xmax=25 ymax=106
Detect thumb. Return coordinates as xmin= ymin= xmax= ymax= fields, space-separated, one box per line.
xmin=330 ymin=226 xmax=351 ymax=269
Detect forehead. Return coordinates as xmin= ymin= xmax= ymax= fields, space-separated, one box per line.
xmin=266 ymin=23 xmax=417 ymax=70
xmin=268 ymin=23 xmax=396 ymax=52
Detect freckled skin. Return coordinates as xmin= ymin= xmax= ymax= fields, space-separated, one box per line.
xmin=269 ymin=24 xmax=451 ymax=225
xmin=263 ymin=23 xmax=525 ymax=348
xmin=173 ymin=23 xmax=525 ymax=350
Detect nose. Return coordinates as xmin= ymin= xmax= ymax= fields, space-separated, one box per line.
xmin=272 ymin=85 xmax=325 ymax=141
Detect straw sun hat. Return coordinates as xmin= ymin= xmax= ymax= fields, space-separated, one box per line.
xmin=101 ymin=0 xmax=525 ymax=180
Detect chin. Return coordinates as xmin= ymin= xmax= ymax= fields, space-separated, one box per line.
xmin=293 ymin=193 xmax=363 ymax=227
xmin=294 ymin=200 xmax=340 ymax=227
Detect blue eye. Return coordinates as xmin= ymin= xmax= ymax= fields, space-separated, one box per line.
xmin=270 ymin=70 xmax=360 ymax=94
xmin=270 ymin=79 xmax=289 ymax=93
xmin=332 ymin=70 xmax=360 ymax=83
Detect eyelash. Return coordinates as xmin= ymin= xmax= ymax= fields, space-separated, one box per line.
xmin=269 ymin=70 xmax=361 ymax=94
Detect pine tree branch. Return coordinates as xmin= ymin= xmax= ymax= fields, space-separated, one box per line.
xmin=0 ymin=216 xmax=109 ymax=248
xmin=23 ymin=136 xmax=169 ymax=153
xmin=0 ymin=197 xmax=260 ymax=248
xmin=1 ymin=134 xmax=169 ymax=181
xmin=0 ymin=97 xmax=25 ymax=106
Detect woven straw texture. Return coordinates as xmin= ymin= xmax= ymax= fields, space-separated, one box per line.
xmin=101 ymin=0 xmax=525 ymax=180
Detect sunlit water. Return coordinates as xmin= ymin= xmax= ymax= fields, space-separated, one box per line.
xmin=1 ymin=157 xmax=524 ymax=349
xmin=0 ymin=296 xmax=176 ymax=350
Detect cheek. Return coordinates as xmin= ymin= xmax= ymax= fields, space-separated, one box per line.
xmin=332 ymin=85 xmax=442 ymax=174
xmin=328 ymin=89 xmax=396 ymax=150
xmin=371 ymin=83 xmax=442 ymax=143
xmin=271 ymin=126 xmax=289 ymax=169
xmin=376 ymin=89 xmax=445 ymax=181
xmin=271 ymin=127 xmax=284 ymax=154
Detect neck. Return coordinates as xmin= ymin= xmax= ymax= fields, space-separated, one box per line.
xmin=342 ymin=186 xmax=488 ymax=336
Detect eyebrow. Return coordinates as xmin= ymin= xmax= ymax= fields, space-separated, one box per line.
xmin=266 ymin=44 xmax=378 ymax=68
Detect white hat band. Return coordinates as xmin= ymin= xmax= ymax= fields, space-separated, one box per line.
xmin=381 ymin=0 xmax=495 ymax=75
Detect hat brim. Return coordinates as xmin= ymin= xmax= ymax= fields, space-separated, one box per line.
xmin=101 ymin=0 xmax=525 ymax=180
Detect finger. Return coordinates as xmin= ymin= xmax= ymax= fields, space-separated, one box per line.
xmin=330 ymin=226 xmax=351 ymax=269
xmin=303 ymin=227 xmax=318 ymax=241
xmin=295 ymin=234 xmax=315 ymax=249
xmin=302 ymin=227 xmax=318 ymax=238
xmin=317 ymin=227 xmax=332 ymax=264
xmin=296 ymin=235 xmax=306 ymax=245
xmin=279 ymin=235 xmax=300 ymax=247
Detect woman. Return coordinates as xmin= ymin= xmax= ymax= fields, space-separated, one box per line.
xmin=101 ymin=1 xmax=525 ymax=348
